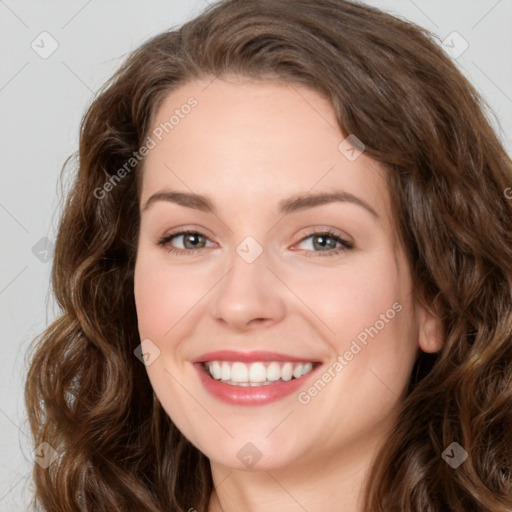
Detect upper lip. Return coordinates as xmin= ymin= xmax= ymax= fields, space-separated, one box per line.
xmin=191 ymin=350 xmax=321 ymax=364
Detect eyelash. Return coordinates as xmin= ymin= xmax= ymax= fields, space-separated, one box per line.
xmin=156 ymin=228 xmax=354 ymax=257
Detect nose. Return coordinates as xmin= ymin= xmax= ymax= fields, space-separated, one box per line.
xmin=210 ymin=248 xmax=287 ymax=332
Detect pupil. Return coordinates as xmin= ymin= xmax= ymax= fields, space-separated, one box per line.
xmin=185 ymin=233 xmax=203 ymax=249
xmin=315 ymin=235 xmax=336 ymax=250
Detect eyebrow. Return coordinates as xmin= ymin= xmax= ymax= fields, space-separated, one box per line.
xmin=141 ymin=189 xmax=379 ymax=219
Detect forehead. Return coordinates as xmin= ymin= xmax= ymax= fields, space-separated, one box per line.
xmin=140 ymin=76 xmax=389 ymax=221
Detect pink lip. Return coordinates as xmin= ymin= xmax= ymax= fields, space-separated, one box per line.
xmin=191 ymin=350 xmax=320 ymax=364
xmin=193 ymin=359 xmax=322 ymax=406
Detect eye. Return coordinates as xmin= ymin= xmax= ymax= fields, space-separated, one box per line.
xmin=293 ymin=230 xmax=353 ymax=257
xmin=157 ymin=229 xmax=214 ymax=254
xmin=156 ymin=228 xmax=353 ymax=257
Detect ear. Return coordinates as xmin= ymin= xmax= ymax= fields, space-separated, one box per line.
xmin=416 ymin=297 xmax=444 ymax=353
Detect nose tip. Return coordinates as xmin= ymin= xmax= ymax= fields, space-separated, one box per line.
xmin=216 ymin=314 xmax=275 ymax=333
xmin=209 ymin=250 xmax=286 ymax=332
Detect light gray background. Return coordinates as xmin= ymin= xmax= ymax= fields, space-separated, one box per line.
xmin=1 ymin=0 xmax=511 ymax=509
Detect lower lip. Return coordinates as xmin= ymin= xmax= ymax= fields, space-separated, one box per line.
xmin=194 ymin=363 xmax=321 ymax=406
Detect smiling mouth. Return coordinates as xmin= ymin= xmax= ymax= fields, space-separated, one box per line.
xmin=201 ymin=360 xmax=320 ymax=386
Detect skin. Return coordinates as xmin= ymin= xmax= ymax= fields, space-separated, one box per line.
xmin=133 ymin=76 xmax=443 ymax=512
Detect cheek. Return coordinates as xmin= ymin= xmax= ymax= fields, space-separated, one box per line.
xmin=134 ymin=250 xmax=212 ymax=340
xmin=133 ymin=251 xmax=210 ymax=428
xmin=312 ymin=257 xmax=417 ymax=408
xmin=292 ymin=254 xmax=406 ymax=346
xmin=290 ymin=263 xmax=417 ymax=446
xmin=301 ymin=253 xmax=418 ymax=393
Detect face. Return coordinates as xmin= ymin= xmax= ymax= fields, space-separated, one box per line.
xmin=134 ymin=76 xmax=439 ymax=474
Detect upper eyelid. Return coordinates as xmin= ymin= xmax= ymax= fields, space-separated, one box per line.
xmin=170 ymin=231 xmax=215 ymax=246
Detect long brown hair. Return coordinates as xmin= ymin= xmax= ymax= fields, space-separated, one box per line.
xmin=25 ymin=0 xmax=512 ymax=510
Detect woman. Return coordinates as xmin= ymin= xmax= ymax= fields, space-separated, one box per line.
xmin=25 ymin=0 xmax=512 ymax=510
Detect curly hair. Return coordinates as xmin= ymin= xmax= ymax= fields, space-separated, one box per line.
xmin=25 ymin=0 xmax=512 ymax=510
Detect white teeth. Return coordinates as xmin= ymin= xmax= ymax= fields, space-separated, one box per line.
xmin=292 ymin=364 xmax=303 ymax=379
xmin=266 ymin=362 xmax=281 ymax=381
xmin=302 ymin=362 xmax=313 ymax=375
xmin=249 ymin=362 xmax=267 ymax=382
xmin=211 ymin=361 xmax=221 ymax=379
xmin=221 ymin=362 xmax=230 ymax=381
xmin=204 ymin=360 xmax=316 ymax=385
xmin=231 ymin=362 xmax=248 ymax=382
xmin=281 ymin=362 xmax=293 ymax=381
